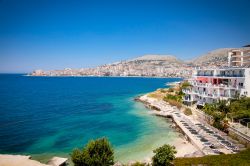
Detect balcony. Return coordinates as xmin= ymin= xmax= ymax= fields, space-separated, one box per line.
xmin=195 ymin=73 xmax=214 ymax=76
xmin=196 ymin=91 xmax=219 ymax=98
xmin=215 ymin=74 xmax=244 ymax=77
xmin=195 ymin=74 xmax=244 ymax=77
xmin=191 ymin=82 xmax=244 ymax=90
xmin=182 ymin=89 xmax=199 ymax=95
xmin=231 ymin=55 xmax=243 ymax=58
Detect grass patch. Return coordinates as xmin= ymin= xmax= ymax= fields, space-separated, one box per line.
xmin=168 ymin=88 xmax=174 ymax=92
xmin=174 ymin=148 xmax=250 ymax=166
xmin=164 ymin=99 xmax=182 ymax=109
xmin=184 ymin=108 xmax=192 ymax=116
xmin=147 ymin=93 xmax=161 ymax=99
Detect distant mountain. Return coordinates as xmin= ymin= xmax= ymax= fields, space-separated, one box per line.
xmin=130 ymin=54 xmax=183 ymax=63
xmin=31 ymin=46 xmax=250 ymax=77
xmin=191 ymin=48 xmax=231 ymax=67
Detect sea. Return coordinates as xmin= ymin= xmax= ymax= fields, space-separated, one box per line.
xmin=0 ymin=74 xmax=182 ymax=163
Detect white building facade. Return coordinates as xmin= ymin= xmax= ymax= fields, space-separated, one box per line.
xmin=183 ymin=50 xmax=250 ymax=106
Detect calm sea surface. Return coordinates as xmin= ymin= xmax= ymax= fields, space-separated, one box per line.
xmin=0 ymin=74 xmax=182 ymax=163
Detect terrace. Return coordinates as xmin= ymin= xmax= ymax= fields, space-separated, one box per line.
xmin=195 ymin=69 xmax=245 ymax=78
xmin=191 ymin=82 xmax=244 ymax=90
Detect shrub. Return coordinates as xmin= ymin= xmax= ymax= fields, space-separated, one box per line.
xmin=71 ymin=137 xmax=114 ymax=166
xmin=184 ymin=108 xmax=192 ymax=116
xmin=213 ymin=121 xmax=224 ymax=131
xmin=174 ymin=147 xmax=250 ymax=166
xmin=164 ymin=94 xmax=178 ymax=101
xmin=148 ymin=93 xmax=159 ymax=98
xmin=160 ymin=89 xmax=167 ymax=93
xmin=166 ymin=99 xmax=182 ymax=109
xmin=130 ymin=162 xmax=149 ymax=166
xmin=168 ymin=88 xmax=174 ymax=92
xmin=152 ymin=144 xmax=177 ymax=166
xmin=180 ymin=81 xmax=191 ymax=89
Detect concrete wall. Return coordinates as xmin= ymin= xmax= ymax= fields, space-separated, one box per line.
xmin=228 ymin=127 xmax=250 ymax=148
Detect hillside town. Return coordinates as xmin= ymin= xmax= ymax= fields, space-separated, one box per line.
xmin=30 ymin=47 xmax=250 ymax=78
xmin=31 ymin=55 xmax=193 ymax=77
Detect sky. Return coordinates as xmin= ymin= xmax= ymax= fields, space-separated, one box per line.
xmin=0 ymin=0 xmax=250 ymax=73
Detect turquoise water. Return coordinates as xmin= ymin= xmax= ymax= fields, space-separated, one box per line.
xmin=0 ymin=75 xmax=182 ymax=163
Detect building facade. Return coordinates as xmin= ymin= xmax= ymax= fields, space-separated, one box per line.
xmin=183 ymin=50 xmax=250 ymax=106
xmin=228 ymin=49 xmax=250 ymax=67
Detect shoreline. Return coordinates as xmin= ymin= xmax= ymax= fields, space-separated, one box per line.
xmin=113 ymin=99 xmax=198 ymax=164
xmin=0 ymin=80 xmax=205 ymax=165
xmin=25 ymin=74 xmax=184 ymax=79
xmin=135 ymin=94 xmax=203 ymax=158
xmin=0 ymin=90 xmax=197 ymax=166
xmin=0 ymin=154 xmax=67 ymax=166
xmin=135 ymin=88 xmax=242 ymax=159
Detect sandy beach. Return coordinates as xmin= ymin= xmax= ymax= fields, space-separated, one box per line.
xmin=137 ymin=94 xmax=201 ymax=158
xmin=172 ymin=137 xmax=199 ymax=157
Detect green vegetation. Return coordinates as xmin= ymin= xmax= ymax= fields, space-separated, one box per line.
xmin=128 ymin=162 xmax=149 ymax=166
xmin=229 ymin=97 xmax=250 ymax=120
xmin=167 ymin=100 xmax=182 ymax=109
xmin=71 ymin=137 xmax=114 ymax=166
xmin=152 ymin=144 xmax=177 ymax=166
xmin=167 ymin=88 xmax=174 ymax=92
xmin=202 ymin=97 xmax=250 ymax=131
xmin=174 ymin=148 xmax=250 ymax=166
xmin=166 ymin=82 xmax=191 ymax=101
xmin=160 ymin=88 xmax=167 ymax=93
xmin=164 ymin=94 xmax=179 ymax=102
xmin=163 ymin=82 xmax=192 ymax=110
xmin=180 ymin=81 xmax=192 ymax=89
xmin=184 ymin=108 xmax=192 ymax=116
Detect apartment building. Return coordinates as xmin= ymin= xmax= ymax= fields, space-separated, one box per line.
xmin=228 ymin=49 xmax=250 ymax=67
xmin=183 ymin=50 xmax=250 ymax=106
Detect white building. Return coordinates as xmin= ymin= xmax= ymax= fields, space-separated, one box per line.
xmin=183 ymin=50 xmax=250 ymax=106
xmin=228 ymin=49 xmax=250 ymax=67
xmin=31 ymin=69 xmax=45 ymax=76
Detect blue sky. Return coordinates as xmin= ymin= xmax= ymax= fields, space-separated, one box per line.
xmin=0 ymin=0 xmax=250 ymax=73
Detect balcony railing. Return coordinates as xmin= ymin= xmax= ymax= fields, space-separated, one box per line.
xmin=191 ymin=82 xmax=244 ymax=89
xmin=182 ymin=89 xmax=199 ymax=95
xmin=195 ymin=74 xmax=245 ymax=77
xmin=195 ymin=74 xmax=214 ymax=76
xmin=184 ymin=89 xmax=235 ymax=99
xmin=215 ymin=74 xmax=244 ymax=77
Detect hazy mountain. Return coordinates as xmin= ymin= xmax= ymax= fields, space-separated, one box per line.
xmin=130 ymin=54 xmax=183 ymax=63
xmin=31 ymin=46 xmax=250 ymax=77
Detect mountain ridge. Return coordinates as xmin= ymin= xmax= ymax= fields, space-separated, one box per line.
xmin=122 ymin=47 xmax=250 ymax=65
xmin=31 ymin=46 xmax=250 ymax=77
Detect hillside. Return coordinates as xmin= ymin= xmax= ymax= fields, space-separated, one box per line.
xmin=31 ymin=46 xmax=250 ymax=77
xmin=130 ymin=54 xmax=183 ymax=63
xmin=174 ymin=148 xmax=250 ymax=166
xmin=191 ymin=47 xmax=250 ymax=67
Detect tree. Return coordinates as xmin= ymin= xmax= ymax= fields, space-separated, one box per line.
xmin=71 ymin=137 xmax=114 ymax=166
xmin=152 ymin=144 xmax=177 ymax=166
xmin=217 ymin=100 xmax=230 ymax=114
xmin=180 ymin=81 xmax=192 ymax=89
